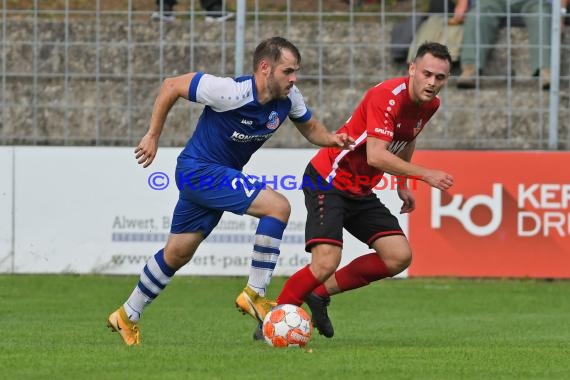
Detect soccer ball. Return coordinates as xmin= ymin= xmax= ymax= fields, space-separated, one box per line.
xmin=262 ymin=304 xmax=313 ymax=348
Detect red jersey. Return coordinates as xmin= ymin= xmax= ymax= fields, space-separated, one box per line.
xmin=310 ymin=76 xmax=440 ymax=196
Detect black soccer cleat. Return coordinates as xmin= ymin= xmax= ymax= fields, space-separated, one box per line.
xmin=304 ymin=292 xmax=334 ymax=338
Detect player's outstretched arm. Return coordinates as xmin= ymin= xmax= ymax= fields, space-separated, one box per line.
xmin=293 ymin=116 xmax=354 ymax=149
xmin=367 ymin=137 xmax=453 ymax=190
xmin=135 ymin=72 xmax=197 ymax=168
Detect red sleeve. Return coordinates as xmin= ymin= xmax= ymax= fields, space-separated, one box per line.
xmin=365 ymin=88 xmax=400 ymax=142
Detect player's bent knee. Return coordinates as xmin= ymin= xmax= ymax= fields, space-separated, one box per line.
xmin=163 ymin=246 xmax=192 ymax=269
xmin=248 ymin=189 xmax=291 ymax=221
xmin=310 ymin=246 xmax=341 ymax=281
xmin=269 ymin=193 xmax=291 ymax=220
xmin=380 ymin=248 xmax=412 ymax=276
xmin=401 ymin=252 xmax=412 ymax=270
xmin=277 ymin=200 xmax=292 ymax=220
xmin=392 ymin=249 xmax=412 ymax=274
xmin=163 ymin=234 xmax=202 ymax=269
xmin=311 ymin=261 xmax=338 ymax=281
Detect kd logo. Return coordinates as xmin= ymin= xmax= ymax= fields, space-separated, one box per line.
xmin=431 ymin=184 xmax=503 ymax=236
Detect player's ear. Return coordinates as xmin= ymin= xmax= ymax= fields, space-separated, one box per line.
xmin=408 ymin=61 xmax=416 ymax=77
xmin=258 ymin=58 xmax=271 ymax=76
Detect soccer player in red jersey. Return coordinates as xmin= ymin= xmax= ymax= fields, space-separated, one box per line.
xmin=274 ymin=42 xmax=455 ymax=338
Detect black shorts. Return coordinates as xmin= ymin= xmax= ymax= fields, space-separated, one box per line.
xmin=303 ymin=163 xmax=404 ymax=252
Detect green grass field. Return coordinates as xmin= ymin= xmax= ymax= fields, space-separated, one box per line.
xmin=1 ymin=275 xmax=569 ymax=379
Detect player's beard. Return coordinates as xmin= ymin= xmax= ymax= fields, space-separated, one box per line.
xmin=266 ymin=70 xmax=290 ymax=100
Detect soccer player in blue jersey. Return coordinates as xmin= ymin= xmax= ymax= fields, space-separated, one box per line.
xmin=106 ymin=36 xmax=353 ymax=345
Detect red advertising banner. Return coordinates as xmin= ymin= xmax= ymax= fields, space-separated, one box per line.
xmin=408 ymin=151 xmax=570 ymax=278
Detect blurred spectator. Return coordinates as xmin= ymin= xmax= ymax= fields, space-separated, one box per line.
xmin=390 ymin=14 xmax=427 ymax=63
xmin=151 ymin=0 xmax=234 ymax=23
xmin=448 ymin=0 xmax=470 ymax=25
xmin=406 ymin=0 xmax=472 ymax=70
xmin=392 ymin=0 xmax=465 ymax=65
xmin=457 ymin=0 xmax=568 ymax=90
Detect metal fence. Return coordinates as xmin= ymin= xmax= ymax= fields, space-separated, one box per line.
xmin=1 ymin=0 xmax=568 ymax=149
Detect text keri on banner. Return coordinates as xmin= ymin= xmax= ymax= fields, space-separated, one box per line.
xmin=409 ymin=151 xmax=570 ymax=278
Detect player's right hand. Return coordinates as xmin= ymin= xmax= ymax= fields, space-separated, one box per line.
xmin=134 ymin=134 xmax=159 ymax=168
xmin=423 ymin=169 xmax=454 ymax=190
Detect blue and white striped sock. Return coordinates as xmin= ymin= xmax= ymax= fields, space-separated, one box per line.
xmin=123 ymin=249 xmax=176 ymax=322
xmin=247 ymin=216 xmax=287 ymax=297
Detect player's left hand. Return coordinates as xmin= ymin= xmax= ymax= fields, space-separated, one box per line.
xmin=397 ymin=188 xmax=416 ymax=214
xmin=333 ymin=133 xmax=355 ymax=150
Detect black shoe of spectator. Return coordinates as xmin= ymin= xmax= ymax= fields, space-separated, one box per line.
xmin=151 ymin=3 xmax=175 ymax=22
xmin=205 ymin=11 xmax=234 ymax=23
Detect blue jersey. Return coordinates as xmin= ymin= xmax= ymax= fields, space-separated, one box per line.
xmin=178 ymin=72 xmax=312 ymax=170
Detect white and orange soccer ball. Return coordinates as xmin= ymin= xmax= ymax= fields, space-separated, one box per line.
xmin=262 ymin=304 xmax=313 ymax=348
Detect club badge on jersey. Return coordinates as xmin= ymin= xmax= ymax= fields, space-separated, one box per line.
xmin=266 ymin=111 xmax=280 ymax=130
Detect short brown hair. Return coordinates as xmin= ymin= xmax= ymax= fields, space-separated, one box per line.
xmin=414 ymin=42 xmax=452 ymax=65
xmin=253 ymin=36 xmax=301 ymax=71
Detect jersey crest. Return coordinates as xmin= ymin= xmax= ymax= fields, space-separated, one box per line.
xmin=266 ymin=111 xmax=280 ymax=130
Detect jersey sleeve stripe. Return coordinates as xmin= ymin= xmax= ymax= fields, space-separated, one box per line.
xmin=290 ymin=109 xmax=312 ymax=123
xmin=391 ymin=82 xmax=406 ymax=95
xmin=188 ymin=72 xmax=204 ymax=102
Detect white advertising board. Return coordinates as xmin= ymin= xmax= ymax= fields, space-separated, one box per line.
xmin=0 ymin=147 xmax=14 ymax=273
xmin=13 ymin=147 xmax=407 ymax=276
xmin=14 ymin=146 xmax=178 ymax=274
